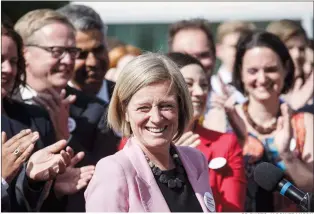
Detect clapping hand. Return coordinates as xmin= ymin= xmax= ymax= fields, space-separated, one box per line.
xmin=1 ymin=130 xmax=38 ymax=184
xmin=26 ymin=140 xmax=73 ymax=181
xmin=54 ymin=152 xmax=95 ymax=198
xmin=205 ymin=75 xmax=247 ymax=144
xmin=175 ymin=131 xmax=201 ymax=148
xmin=33 ymin=88 xmax=76 ymax=140
xmin=209 ymin=75 xmax=237 ymax=112
xmin=274 ymin=103 xmax=293 ymax=155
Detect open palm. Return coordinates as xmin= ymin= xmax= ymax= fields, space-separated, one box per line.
xmin=26 ymin=140 xmax=72 ymax=181
xmin=54 ymin=152 xmax=95 ymax=197
xmin=274 ymin=103 xmax=293 ymax=154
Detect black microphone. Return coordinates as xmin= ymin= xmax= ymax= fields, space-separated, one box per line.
xmin=254 ymin=162 xmax=312 ymax=212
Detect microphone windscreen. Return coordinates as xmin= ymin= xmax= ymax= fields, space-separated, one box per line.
xmin=254 ymin=162 xmax=284 ymax=192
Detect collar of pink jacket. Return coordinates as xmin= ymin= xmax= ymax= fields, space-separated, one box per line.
xmin=124 ymin=138 xmax=212 ymax=212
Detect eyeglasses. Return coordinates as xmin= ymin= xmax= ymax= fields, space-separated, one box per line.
xmin=26 ymin=44 xmax=82 ymax=59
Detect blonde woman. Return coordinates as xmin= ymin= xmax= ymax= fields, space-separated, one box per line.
xmin=85 ymin=53 xmax=215 ymax=212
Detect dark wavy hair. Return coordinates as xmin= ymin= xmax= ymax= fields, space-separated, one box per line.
xmin=167 ymin=52 xmax=210 ymax=91
xmin=1 ymin=14 xmax=26 ymax=97
xmin=232 ymin=30 xmax=295 ymax=95
xmin=167 ymin=52 xmax=205 ymax=70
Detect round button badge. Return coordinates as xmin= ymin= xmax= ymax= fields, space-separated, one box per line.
xmin=204 ymin=192 xmax=215 ymax=212
xmin=208 ymin=157 xmax=227 ymax=169
xmin=68 ymin=117 xmax=76 ymax=133
xmin=289 ymin=138 xmax=297 ymax=151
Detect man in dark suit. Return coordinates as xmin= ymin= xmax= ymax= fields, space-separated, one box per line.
xmin=14 ymin=9 xmax=120 ymax=212
xmin=1 ymin=19 xmax=81 ymax=212
xmin=58 ymin=4 xmax=115 ymax=103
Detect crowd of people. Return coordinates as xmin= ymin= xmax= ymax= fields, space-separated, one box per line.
xmin=1 ymin=3 xmax=313 ymax=212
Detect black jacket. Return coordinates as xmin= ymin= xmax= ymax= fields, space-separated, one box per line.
xmin=1 ymin=99 xmax=56 ymax=212
xmin=42 ymin=86 xmax=120 ymax=212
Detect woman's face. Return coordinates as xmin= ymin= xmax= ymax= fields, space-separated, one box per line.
xmin=303 ymin=47 xmax=314 ymax=77
xmin=180 ymin=64 xmax=209 ymax=120
xmin=125 ymin=81 xmax=179 ymax=149
xmin=1 ymin=35 xmax=18 ymax=97
xmin=285 ymin=35 xmax=307 ymax=78
xmin=241 ymin=47 xmax=285 ymax=101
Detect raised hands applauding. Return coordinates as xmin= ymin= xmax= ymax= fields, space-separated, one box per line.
xmin=33 ymin=88 xmax=76 ymax=141
xmin=2 ymin=130 xmax=38 ymax=184
xmin=204 ymin=75 xmax=247 ymax=145
xmin=26 ymin=140 xmax=74 ymax=182
xmin=54 ymin=151 xmax=95 ymax=198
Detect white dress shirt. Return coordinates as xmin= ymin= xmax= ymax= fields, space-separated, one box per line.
xmin=19 ymin=84 xmax=38 ymax=105
xmin=2 ymin=177 xmax=9 ymax=190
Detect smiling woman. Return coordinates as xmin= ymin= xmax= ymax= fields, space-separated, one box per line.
xmin=232 ymin=30 xmax=313 ymax=212
xmin=167 ymin=52 xmax=247 ymax=212
xmin=84 ymin=53 xmax=215 ymax=212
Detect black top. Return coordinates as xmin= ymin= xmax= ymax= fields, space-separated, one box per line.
xmin=1 ymin=99 xmax=55 ymax=212
xmin=154 ymin=168 xmax=203 ymax=212
xmin=3 ymin=97 xmax=56 ymax=149
xmin=297 ymin=101 xmax=314 ymax=114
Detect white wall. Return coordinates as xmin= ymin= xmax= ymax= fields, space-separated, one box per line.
xmin=72 ymin=2 xmax=314 ymax=38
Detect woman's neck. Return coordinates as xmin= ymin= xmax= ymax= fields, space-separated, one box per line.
xmin=248 ymin=96 xmax=280 ymax=126
xmin=137 ymin=139 xmax=174 ymax=170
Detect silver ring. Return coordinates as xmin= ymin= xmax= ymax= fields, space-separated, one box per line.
xmin=13 ymin=148 xmax=21 ymax=157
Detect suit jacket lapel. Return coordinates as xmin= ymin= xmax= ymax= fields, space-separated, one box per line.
xmin=65 ymin=86 xmax=86 ymax=117
xmin=106 ymin=80 xmax=115 ymax=100
xmin=177 ymin=147 xmax=211 ymax=212
xmin=124 ymin=139 xmax=170 ymax=212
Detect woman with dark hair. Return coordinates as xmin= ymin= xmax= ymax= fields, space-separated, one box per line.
xmin=232 ymin=31 xmax=313 ymax=212
xmin=167 ymin=52 xmax=247 ymax=212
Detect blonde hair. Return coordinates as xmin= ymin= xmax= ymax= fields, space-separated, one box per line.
xmin=216 ymin=20 xmax=256 ymax=44
xmin=107 ymin=52 xmax=193 ymax=140
xmin=266 ymin=19 xmax=307 ymax=43
xmin=14 ymin=9 xmax=75 ymax=45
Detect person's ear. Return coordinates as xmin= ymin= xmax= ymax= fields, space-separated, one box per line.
xmin=23 ymin=47 xmax=31 ymax=66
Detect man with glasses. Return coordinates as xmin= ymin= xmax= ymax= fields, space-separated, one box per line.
xmin=14 ymin=9 xmax=119 ymax=212
xmin=58 ymin=4 xmax=115 ymax=103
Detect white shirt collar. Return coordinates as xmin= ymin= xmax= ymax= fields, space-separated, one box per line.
xmin=217 ymin=65 xmax=233 ymax=84
xmin=96 ymin=80 xmax=109 ymax=103
xmin=19 ymin=84 xmax=37 ymax=105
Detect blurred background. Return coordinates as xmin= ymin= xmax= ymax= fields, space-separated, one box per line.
xmin=2 ymin=1 xmax=313 ymax=72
